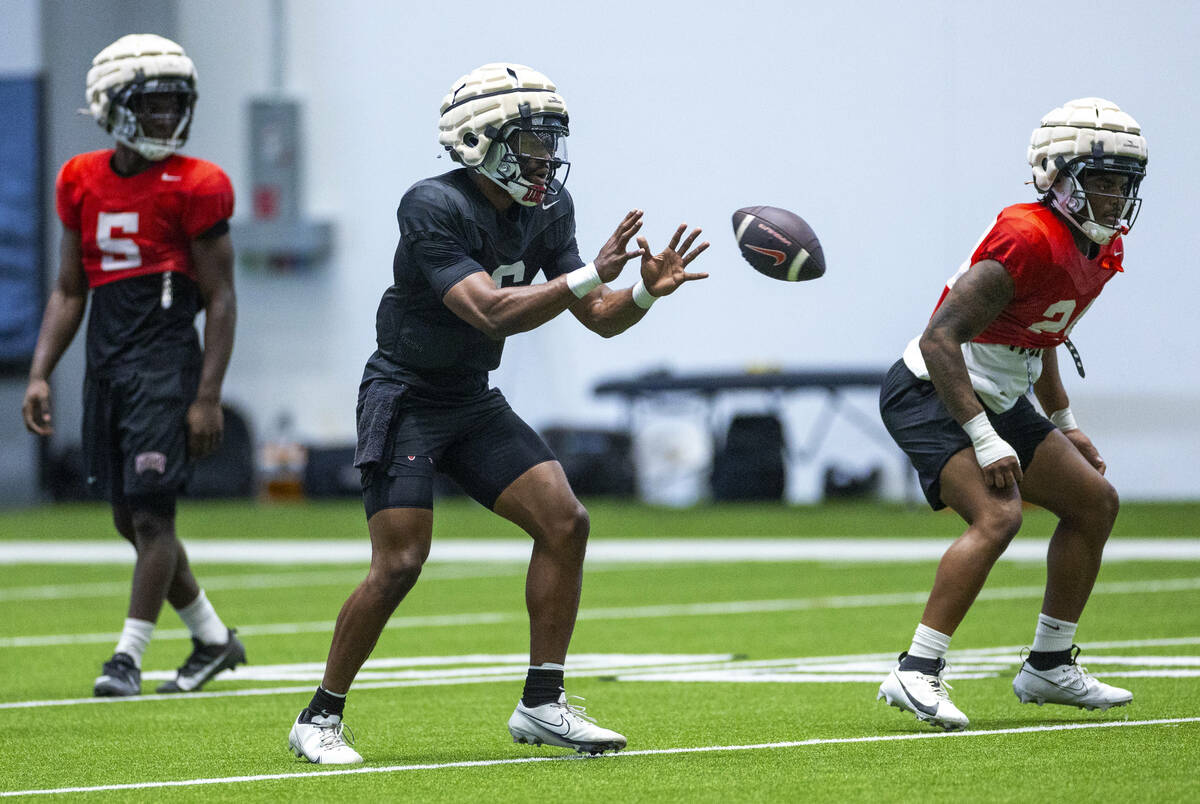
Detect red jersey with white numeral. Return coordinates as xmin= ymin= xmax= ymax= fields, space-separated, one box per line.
xmin=55 ymin=150 xmax=234 ymax=374
xmin=903 ymin=202 xmax=1123 ymax=412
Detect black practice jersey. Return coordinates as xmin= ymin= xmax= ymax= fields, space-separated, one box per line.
xmin=87 ymin=272 xmax=202 ymax=374
xmin=363 ymin=169 xmax=584 ymax=400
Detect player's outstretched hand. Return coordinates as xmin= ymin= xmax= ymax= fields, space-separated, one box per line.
xmin=594 ymin=209 xmax=646 ymax=283
xmin=637 ymin=224 xmax=710 ymax=298
xmin=22 ymin=379 xmax=53 ymax=436
xmin=1065 ymin=428 xmax=1106 ymax=476
xmin=187 ymin=399 xmax=224 ymax=459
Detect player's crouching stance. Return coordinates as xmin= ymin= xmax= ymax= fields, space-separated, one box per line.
xmin=22 ymin=35 xmax=245 ymax=697
xmin=876 ymin=98 xmax=1146 ymax=730
xmin=287 ymin=63 xmax=708 ymax=764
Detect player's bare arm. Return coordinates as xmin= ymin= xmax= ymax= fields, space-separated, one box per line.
xmin=443 ymin=209 xmax=646 ymax=339
xmin=22 ymin=228 xmax=88 ymax=436
xmin=920 ymin=258 xmax=1022 ymax=487
xmin=188 ymin=230 xmax=236 ymax=458
xmin=572 ymin=223 xmax=710 ymax=337
xmin=1033 ymin=347 xmax=1106 ymax=475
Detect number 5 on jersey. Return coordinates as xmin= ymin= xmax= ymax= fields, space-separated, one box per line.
xmin=97 ymin=212 xmax=141 ymax=271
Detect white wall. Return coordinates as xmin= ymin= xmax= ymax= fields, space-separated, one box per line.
xmin=34 ymin=0 xmax=1200 ymax=499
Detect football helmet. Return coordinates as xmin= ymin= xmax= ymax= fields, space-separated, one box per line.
xmin=1028 ymin=97 xmax=1148 ymax=245
xmin=86 ymin=34 xmax=198 ymax=161
xmin=438 ymin=63 xmax=570 ymax=207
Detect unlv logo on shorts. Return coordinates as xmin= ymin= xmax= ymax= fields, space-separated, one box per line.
xmin=135 ymin=451 xmax=168 ymax=475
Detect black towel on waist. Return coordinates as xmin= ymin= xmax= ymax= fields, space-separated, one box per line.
xmin=354 ymin=381 xmax=407 ymax=469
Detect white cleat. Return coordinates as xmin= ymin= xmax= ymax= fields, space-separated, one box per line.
xmin=508 ymin=693 xmax=627 ymax=755
xmin=1013 ymin=646 xmax=1133 ymax=711
xmin=877 ymin=653 xmax=970 ymax=731
xmin=288 ymin=711 xmax=363 ymax=765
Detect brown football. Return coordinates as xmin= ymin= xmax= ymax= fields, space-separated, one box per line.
xmin=731 ymin=206 xmax=825 ymax=281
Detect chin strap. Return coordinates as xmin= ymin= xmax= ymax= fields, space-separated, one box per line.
xmin=1049 ymin=192 xmax=1119 ymax=246
xmin=1063 ymin=337 xmax=1085 ymax=378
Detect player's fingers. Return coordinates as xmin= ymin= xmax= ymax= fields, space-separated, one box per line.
xmin=625 ymin=248 xmax=646 ymax=261
xmin=677 ymin=228 xmax=701 ymax=255
xmin=666 ymin=224 xmax=686 ymax=252
xmin=682 ymin=241 xmax=711 ymax=266
xmin=680 ymin=271 xmax=709 ymax=282
xmin=618 ymin=219 xmax=644 ymax=245
xmin=636 ymin=236 xmax=652 ymax=256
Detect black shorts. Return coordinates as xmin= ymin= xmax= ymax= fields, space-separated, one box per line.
xmin=356 ymin=383 xmax=556 ymax=518
xmin=879 ymin=359 xmax=1055 ymax=510
xmin=82 ymin=364 xmax=199 ymax=504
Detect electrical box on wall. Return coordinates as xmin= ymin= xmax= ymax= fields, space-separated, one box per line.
xmin=231 ymin=98 xmax=332 ymax=271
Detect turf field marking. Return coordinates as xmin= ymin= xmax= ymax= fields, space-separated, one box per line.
xmin=6 ymin=576 xmax=1200 ymax=650
xmin=0 ymin=564 xmax=549 ymax=603
xmin=5 ymin=537 xmax=1200 ymax=564
xmin=3 ymin=717 xmax=1198 ymax=798
xmin=4 ymin=638 xmax=1199 ymax=710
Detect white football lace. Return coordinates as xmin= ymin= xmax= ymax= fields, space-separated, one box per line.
xmin=562 ymin=695 xmax=599 ymax=725
xmin=925 ymin=670 xmax=954 ymax=701
xmin=319 ymin=721 xmax=355 ymax=750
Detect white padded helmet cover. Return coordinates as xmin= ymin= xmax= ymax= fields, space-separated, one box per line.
xmin=1028 ymin=97 xmax=1147 ymax=192
xmin=86 ymin=34 xmax=196 ymax=131
xmin=437 ymin=63 xmax=567 ymax=167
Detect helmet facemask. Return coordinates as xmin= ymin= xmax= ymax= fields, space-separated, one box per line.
xmin=108 ymin=76 xmax=197 ymax=161
xmin=478 ymin=114 xmax=570 ymax=207
xmin=1050 ymin=152 xmax=1146 ymax=245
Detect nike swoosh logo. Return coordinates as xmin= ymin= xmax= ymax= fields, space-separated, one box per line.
xmin=525 ymin=712 xmax=572 ymax=737
xmin=177 ymin=651 xmax=234 ymax=691
xmin=542 ymin=199 xmax=560 ymax=210
xmin=1045 ymin=623 xmax=1061 ymax=630
xmin=161 ymin=173 xmax=183 ymax=182
xmin=745 ymin=244 xmax=786 ymax=266
xmin=901 ymin=684 xmax=939 ymax=717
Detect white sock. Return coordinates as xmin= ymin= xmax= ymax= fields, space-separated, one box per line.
xmin=176 ymin=590 xmax=229 ymax=646
xmin=530 ymin=662 xmax=565 ymax=671
xmin=1031 ymin=613 xmax=1077 ymax=653
xmin=114 ymin=618 xmax=155 ymax=668
xmin=908 ymin=623 xmax=952 ymax=661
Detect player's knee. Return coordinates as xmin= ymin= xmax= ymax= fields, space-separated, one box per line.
xmin=1094 ymin=479 xmax=1120 ymax=528
xmin=537 ymin=501 xmax=590 ymax=555
xmin=129 ymin=508 xmax=176 ymax=547
xmin=1071 ymin=477 xmax=1119 ymax=535
xmin=369 ymin=552 xmax=424 ymax=602
xmin=975 ymin=505 xmax=1023 ymax=552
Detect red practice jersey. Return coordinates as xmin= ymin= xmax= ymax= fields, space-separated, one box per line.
xmin=55 ymin=150 xmax=234 ymax=373
xmin=904 ymin=202 xmax=1123 ymax=412
xmin=937 ymin=203 xmax=1123 ymax=350
xmin=56 ymin=150 xmax=234 ymax=289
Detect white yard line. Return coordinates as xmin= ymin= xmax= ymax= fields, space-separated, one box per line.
xmin=5 ymin=576 xmax=1200 ymax=650
xmin=2 ymin=717 xmax=1198 ymax=798
xmin=4 ymin=637 xmax=1199 ymax=711
xmin=0 ymin=565 xmax=532 ymax=603
xmin=3 ymin=537 xmax=1200 ymax=565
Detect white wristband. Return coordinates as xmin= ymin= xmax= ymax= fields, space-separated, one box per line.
xmin=632 ymin=279 xmax=657 ymax=310
xmin=1049 ymin=407 xmax=1078 ymax=431
xmin=566 ymin=262 xmax=601 ymax=298
xmin=962 ymin=411 xmax=1019 ymax=469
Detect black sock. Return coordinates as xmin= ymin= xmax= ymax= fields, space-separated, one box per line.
xmin=1027 ymin=649 xmax=1072 ymax=671
xmin=898 ymin=653 xmax=943 ymax=674
xmin=304 ymin=686 xmax=347 ymax=721
xmin=522 ymin=667 xmax=565 ymax=707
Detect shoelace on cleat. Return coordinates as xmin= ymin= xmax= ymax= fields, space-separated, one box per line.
xmin=558 ymin=695 xmax=599 ymax=726
xmin=318 ymin=721 xmax=355 ymax=750
xmin=921 ymin=665 xmax=954 ymax=701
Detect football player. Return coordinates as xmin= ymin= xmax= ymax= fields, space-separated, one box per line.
xmin=287 ymin=62 xmax=708 ymax=764
xmin=876 ymin=98 xmax=1147 ymax=730
xmin=22 ymin=34 xmax=245 ymax=697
